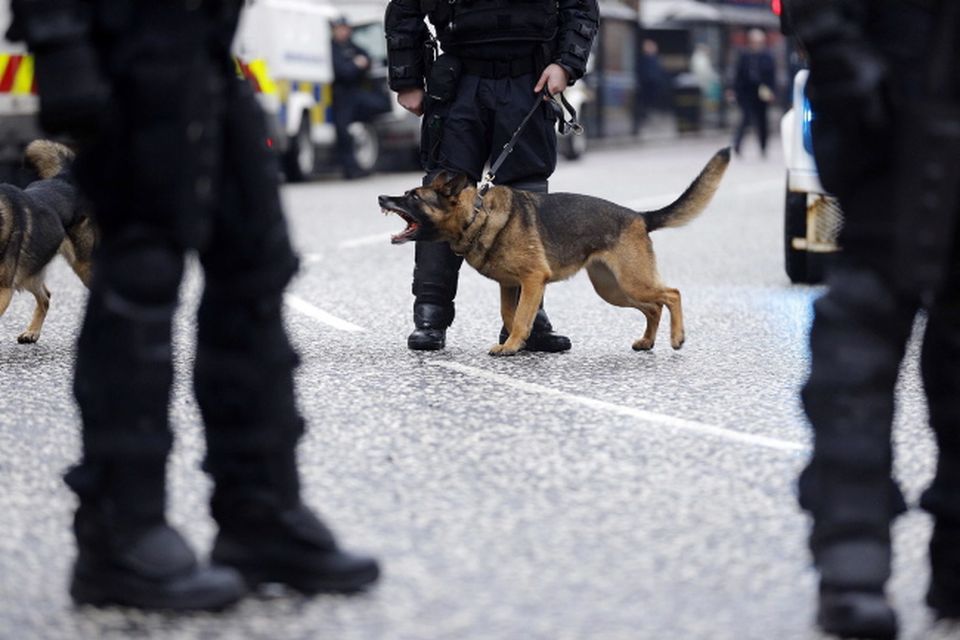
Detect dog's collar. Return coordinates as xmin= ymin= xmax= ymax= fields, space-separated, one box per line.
xmin=457 ymin=199 xmax=489 ymax=257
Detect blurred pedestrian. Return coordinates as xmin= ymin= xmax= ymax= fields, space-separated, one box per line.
xmin=638 ymin=39 xmax=668 ymax=122
xmin=729 ymin=29 xmax=776 ymax=157
xmin=9 ymin=0 xmax=379 ymax=609
xmin=331 ymin=16 xmax=382 ymax=180
xmin=787 ymin=0 xmax=960 ymax=637
xmin=385 ymin=0 xmax=599 ymax=352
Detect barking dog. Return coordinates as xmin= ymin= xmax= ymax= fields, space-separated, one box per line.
xmin=379 ymin=148 xmax=730 ymax=356
xmin=0 ymin=140 xmax=95 ymax=344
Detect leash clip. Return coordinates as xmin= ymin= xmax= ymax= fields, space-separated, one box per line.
xmin=475 ymin=172 xmax=494 ymax=211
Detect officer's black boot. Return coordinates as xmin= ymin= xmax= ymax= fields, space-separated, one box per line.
xmin=209 ymin=451 xmax=380 ymax=594
xmin=927 ymin=519 xmax=960 ymax=618
xmin=409 ymin=240 xmax=461 ymax=350
xmin=814 ymin=541 xmax=898 ymax=640
xmin=408 ymin=302 xmax=453 ymax=350
xmin=498 ymin=305 xmax=572 ymax=352
xmin=65 ymin=460 xmax=246 ymax=610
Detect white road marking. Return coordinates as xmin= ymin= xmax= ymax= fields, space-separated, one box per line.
xmin=626 ymin=178 xmax=784 ymax=211
xmin=301 ymin=252 xmax=324 ymax=264
xmin=431 ymin=361 xmax=808 ymax=453
xmin=284 ymin=294 xmax=366 ymax=333
xmin=338 ymin=233 xmax=393 ymax=249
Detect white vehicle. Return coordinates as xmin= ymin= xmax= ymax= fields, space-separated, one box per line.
xmin=0 ymin=4 xmax=40 ymax=183
xmin=235 ymin=0 xmax=385 ymax=181
xmin=780 ymin=69 xmax=843 ymax=284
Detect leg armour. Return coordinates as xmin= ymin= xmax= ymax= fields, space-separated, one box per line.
xmin=799 ymin=263 xmax=914 ymax=578
xmin=73 ymin=233 xmax=185 ymax=461
xmin=196 ymin=77 xmax=303 ymax=491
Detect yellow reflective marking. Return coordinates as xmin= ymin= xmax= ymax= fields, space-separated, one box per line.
xmin=12 ymin=55 xmax=34 ymax=95
xmin=248 ymin=59 xmax=278 ymax=96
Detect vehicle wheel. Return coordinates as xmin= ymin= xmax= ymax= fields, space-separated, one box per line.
xmin=560 ymin=130 xmax=587 ymax=161
xmin=284 ymin=114 xmax=315 ymax=183
xmin=350 ymin=122 xmax=379 ymax=173
xmin=784 ymin=185 xmax=812 ymax=284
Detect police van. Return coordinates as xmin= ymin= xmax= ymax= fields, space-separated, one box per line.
xmin=0 ymin=4 xmax=40 ymax=184
xmin=236 ymin=0 xmax=413 ymax=181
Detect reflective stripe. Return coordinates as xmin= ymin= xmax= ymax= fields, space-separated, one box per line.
xmin=0 ymin=54 xmax=37 ymax=95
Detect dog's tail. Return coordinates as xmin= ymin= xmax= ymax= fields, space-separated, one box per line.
xmin=24 ymin=140 xmax=74 ymax=180
xmin=641 ymin=147 xmax=731 ymax=232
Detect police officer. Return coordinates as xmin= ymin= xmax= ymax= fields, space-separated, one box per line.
xmin=785 ymin=1 xmax=960 ymax=637
xmin=385 ymin=0 xmax=599 ymax=351
xmin=332 ymin=16 xmax=374 ymax=180
xmin=9 ymin=0 xmax=379 ymax=609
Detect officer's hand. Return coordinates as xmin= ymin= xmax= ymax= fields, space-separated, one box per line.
xmin=33 ymin=43 xmax=110 ymax=138
xmin=535 ymin=64 xmax=570 ymax=99
xmin=397 ymin=88 xmax=425 ymax=116
xmin=354 ymin=55 xmax=370 ymax=70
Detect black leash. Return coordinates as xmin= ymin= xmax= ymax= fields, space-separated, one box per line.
xmin=473 ymin=90 xmax=583 ymax=211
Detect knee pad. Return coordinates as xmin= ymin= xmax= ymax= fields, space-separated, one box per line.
xmin=502 ymin=178 xmax=549 ymax=194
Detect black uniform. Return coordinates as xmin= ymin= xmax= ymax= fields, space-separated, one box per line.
xmin=385 ymin=0 xmax=599 ymax=351
xmin=787 ymin=0 xmax=960 ymax=636
xmin=10 ymin=0 xmax=378 ymax=609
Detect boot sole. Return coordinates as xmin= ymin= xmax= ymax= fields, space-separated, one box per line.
xmin=70 ymin=568 xmax=245 ymax=611
xmin=234 ymin=561 xmax=380 ymax=595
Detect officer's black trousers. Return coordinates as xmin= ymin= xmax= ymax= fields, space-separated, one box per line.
xmin=799 ymin=169 xmax=960 ymax=570
xmin=413 ymin=72 xmax=557 ymax=312
xmin=68 ymin=5 xmax=303 ymax=516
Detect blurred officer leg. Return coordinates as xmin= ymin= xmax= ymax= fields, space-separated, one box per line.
xmin=65 ymin=6 xmax=246 ymax=609
xmin=197 ymin=77 xmax=379 ymax=594
xmin=919 ymin=233 xmax=960 ymax=619
xmin=800 ymin=176 xmax=914 ymax=639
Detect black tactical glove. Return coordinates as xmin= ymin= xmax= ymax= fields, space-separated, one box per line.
xmin=33 ymin=42 xmax=110 ymax=138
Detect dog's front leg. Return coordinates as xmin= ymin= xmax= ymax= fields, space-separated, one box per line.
xmin=499 ymin=284 xmax=519 ymax=333
xmin=17 ymin=285 xmax=50 ymax=344
xmin=490 ymin=279 xmax=544 ymax=356
xmin=0 ymin=288 xmax=12 ymax=317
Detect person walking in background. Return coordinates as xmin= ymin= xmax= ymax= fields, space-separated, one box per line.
xmin=331 ymin=16 xmax=376 ymax=180
xmin=729 ymin=28 xmax=776 ymax=157
xmin=786 ymin=0 xmax=960 ymax=637
xmin=9 ymin=0 xmax=379 ymax=609
xmin=385 ymin=0 xmax=599 ymax=352
xmin=638 ymin=39 xmax=668 ymax=123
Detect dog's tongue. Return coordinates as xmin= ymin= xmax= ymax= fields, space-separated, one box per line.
xmin=391 ymin=221 xmax=419 ymax=244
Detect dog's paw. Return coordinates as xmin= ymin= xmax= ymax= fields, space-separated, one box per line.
xmin=17 ymin=331 xmax=39 ymax=344
xmin=489 ymin=343 xmax=520 ymax=357
xmin=632 ymin=338 xmax=655 ymax=351
xmin=671 ymin=334 xmax=685 ymax=350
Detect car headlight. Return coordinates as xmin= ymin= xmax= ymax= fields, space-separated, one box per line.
xmin=802 ymin=89 xmax=815 ymax=156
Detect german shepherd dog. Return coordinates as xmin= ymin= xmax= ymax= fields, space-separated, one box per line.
xmin=379 ymin=148 xmax=730 ymax=356
xmin=0 ymin=140 xmax=95 ymax=344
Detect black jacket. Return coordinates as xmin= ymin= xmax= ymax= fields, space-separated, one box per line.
xmin=384 ymin=0 xmax=599 ymax=92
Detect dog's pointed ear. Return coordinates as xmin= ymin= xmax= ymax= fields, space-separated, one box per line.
xmin=439 ymin=173 xmax=472 ymax=198
xmin=429 ymin=171 xmax=451 ymax=190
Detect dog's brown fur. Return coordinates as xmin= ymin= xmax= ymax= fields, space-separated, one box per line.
xmin=379 ymin=148 xmax=730 ymax=355
xmin=0 ymin=140 xmax=95 ymax=343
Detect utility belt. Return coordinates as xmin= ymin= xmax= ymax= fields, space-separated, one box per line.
xmin=459 ymin=57 xmax=538 ymax=79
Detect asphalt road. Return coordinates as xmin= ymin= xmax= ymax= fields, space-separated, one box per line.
xmin=0 ymin=135 xmax=955 ymax=640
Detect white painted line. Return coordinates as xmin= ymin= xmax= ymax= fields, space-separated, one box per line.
xmin=338 ymin=233 xmax=392 ymax=250
xmin=431 ymin=361 xmax=808 ymax=453
xmin=626 ymin=178 xmax=784 ymax=211
xmin=301 ymin=252 xmax=324 ymax=265
xmin=284 ymin=294 xmax=366 ymax=333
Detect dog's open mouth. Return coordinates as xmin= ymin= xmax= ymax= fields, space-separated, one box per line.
xmin=383 ymin=206 xmax=420 ymax=244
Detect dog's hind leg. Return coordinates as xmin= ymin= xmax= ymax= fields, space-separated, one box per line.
xmin=633 ymin=303 xmax=663 ymax=351
xmin=587 ymin=260 xmax=662 ymax=350
xmin=18 ymin=282 xmax=50 ymax=344
xmin=490 ymin=278 xmax=545 ymax=356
